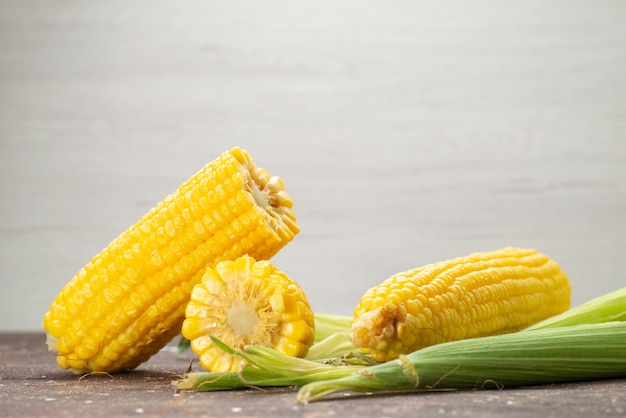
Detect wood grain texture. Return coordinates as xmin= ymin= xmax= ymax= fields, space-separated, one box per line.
xmin=1 ymin=333 xmax=625 ymax=418
xmin=0 ymin=1 xmax=625 ymax=330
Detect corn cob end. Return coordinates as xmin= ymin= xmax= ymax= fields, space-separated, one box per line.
xmin=351 ymin=303 xmax=402 ymax=361
xmin=182 ymin=255 xmax=315 ymax=373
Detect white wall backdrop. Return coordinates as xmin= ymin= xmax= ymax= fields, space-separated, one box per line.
xmin=1 ymin=0 xmax=625 ymax=330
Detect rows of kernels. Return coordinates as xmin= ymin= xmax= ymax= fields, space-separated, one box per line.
xmin=88 ymin=282 xmax=193 ymax=372
xmin=352 ymin=248 xmax=571 ymax=362
xmin=44 ymin=148 xmax=300 ymax=373
xmin=88 ymin=207 xmax=275 ymax=372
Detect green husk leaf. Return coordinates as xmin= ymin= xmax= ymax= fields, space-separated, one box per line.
xmin=173 ymin=371 xmax=247 ymax=391
xmin=305 ymin=332 xmax=361 ymax=361
xmin=176 ymin=287 xmax=626 ymax=396
xmin=239 ymin=361 xmax=361 ymax=387
xmin=173 ymin=336 xmax=362 ymax=391
xmin=177 ymin=335 xmax=191 ymax=354
xmin=314 ymin=313 xmax=353 ymax=342
xmin=524 ymin=286 xmax=626 ymax=331
xmin=176 ymin=312 xmax=353 ymax=353
xmin=297 ymin=321 xmax=626 ymax=403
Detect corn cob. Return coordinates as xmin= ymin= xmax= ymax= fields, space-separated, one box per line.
xmin=43 ymin=147 xmax=299 ymax=374
xmin=352 ymin=247 xmax=571 ymax=362
xmin=182 ymin=255 xmax=315 ymax=372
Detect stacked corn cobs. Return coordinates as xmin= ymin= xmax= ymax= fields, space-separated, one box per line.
xmin=44 ymin=146 xmax=574 ymax=380
xmin=43 ymin=147 xmax=304 ymax=374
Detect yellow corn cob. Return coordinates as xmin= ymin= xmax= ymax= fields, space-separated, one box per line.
xmin=352 ymin=247 xmax=571 ymax=362
xmin=43 ymin=147 xmax=299 ymax=374
xmin=182 ymin=255 xmax=315 ymax=372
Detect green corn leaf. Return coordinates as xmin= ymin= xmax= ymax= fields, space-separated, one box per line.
xmin=524 ymin=286 xmax=626 ymax=331
xmin=313 ymin=313 xmax=353 ymax=342
xmin=176 ymin=335 xmax=191 ymax=354
xmin=297 ymin=321 xmax=626 ymax=403
xmin=175 ymin=287 xmax=626 ymax=397
xmin=173 ymin=337 xmax=362 ymax=391
xmin=305 ymin=332 xmax=361 ymax=361
xmin=173 ymin=371 xmax=247 ymax=391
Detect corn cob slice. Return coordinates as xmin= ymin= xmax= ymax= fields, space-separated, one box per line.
xmin=182 ymin=255 xmax=315 ymax=372
xmin=43 ymin=147 xmax=299 ymax=374
xmin=352 ymin=247 xmax=571 ymax=362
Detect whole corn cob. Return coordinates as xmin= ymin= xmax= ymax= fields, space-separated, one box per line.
xmin=182 ymin=255 xmax=315 ymax=373
xmin=352 ymin=247 xmax=571 ymax=362
xmin=43 ymin=147 xmax=299 ymax=374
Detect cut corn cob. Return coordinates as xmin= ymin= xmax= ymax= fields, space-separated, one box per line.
xmin=182 ymin=255 xmax=315 ymax=372
xmin=352 ymin=247 xmax=571 ymax=362
xmin=43 ymin=147 xmax=299 ymax=374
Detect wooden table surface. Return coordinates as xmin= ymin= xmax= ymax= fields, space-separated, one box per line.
xmin=2 ymin=333 xmax=625 ymax=418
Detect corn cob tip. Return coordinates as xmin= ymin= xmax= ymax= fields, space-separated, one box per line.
xmin=232 ymin=147 xmax=299 ymax=243
xmin=351 ymin=303 xmax=398 ymax=357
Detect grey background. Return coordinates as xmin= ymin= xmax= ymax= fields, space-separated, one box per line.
xmin=1 ymin=0 xmax=624 ymax=331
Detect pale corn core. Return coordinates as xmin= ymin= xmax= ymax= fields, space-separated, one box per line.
xmin=235 ymin=148 xmax=298 ymax=242
xmin=250 ymin=183 xmax=270 ymax=208
xmin=227 ymin=303 xmax=260 ymax=337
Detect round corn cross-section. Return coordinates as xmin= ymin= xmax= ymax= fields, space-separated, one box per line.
xmin=182 ymin=255 xmax=315 ymax=372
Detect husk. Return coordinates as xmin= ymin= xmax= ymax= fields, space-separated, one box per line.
xmin=175 ymin=287 xmax=626 ymax=400
xmin=297 ymin=321 xmax=626 ymax=402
